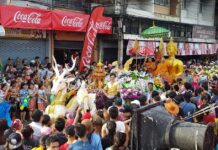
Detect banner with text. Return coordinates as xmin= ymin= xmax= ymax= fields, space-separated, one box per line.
xmin=0 ymin=5 xmax=112 ymax=34
xmin=52 ymin=10 xmax=89 ymax=32
xmin=1 ymin=5 xmax=52 ymax=30
xmin=127 ymin=40 xmax=217 ymax=56
xmin=79 ymin=6 xmax=105 ymax=72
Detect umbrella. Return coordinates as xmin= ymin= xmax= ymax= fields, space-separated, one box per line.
xmin=141 ymin=22 xmax=170 ymax=38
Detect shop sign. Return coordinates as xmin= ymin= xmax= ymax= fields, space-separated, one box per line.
xmin=97 ymin=17 xmax=112 ymax=34
xmin=192 ymin=25 xmax=216 ymax=39
xmin=4 ymin=28 xmax=46 ymax=39
xmin=52 ymin=10 xmax=89 ymax=32
xmin=1 ymin=5 xmax=52 ymax=30
xmin=0 ymin=4 xmax=112 ymax=34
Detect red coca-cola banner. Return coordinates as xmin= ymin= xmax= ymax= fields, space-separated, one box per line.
xmin=97 ymin=17 xmax=112 ymax=34
xmin=0 ymin=5 xmax=112 ymax=33
xmin=52 ymin=10 xmax=89 ymax=32
xmin=1 ymin=5 xmax=52 ymax=30
xmin=79 ymin=6 xmax=105 ymax=72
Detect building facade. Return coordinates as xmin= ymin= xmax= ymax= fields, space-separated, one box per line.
xmin=0 ymin=0 xmax=112 ymax=65
xmin=0 ymin=0 xmax=216 ymax=65
xmin=94 ymin=0 xmax=217 ymax=64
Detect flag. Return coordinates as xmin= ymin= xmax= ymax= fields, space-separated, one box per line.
xmin=79 ymin=6 xmax=105 ymax=72
xmin=133 ymin=39 xmax=140 ymax=55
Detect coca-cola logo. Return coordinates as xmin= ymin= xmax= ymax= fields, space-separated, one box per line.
xmin=82 ymin=19 xmax=98 ymax=68
xmin=61 ymin=16 xmax=84 ymax=28
xmin=96 ymin=21 xmax=112 ymax=30
xmin=13 ymin=11 xmax=42 ymax=24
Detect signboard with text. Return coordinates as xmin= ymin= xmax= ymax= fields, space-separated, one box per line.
xmin=192 ymin=25 xmax=216 ymax=39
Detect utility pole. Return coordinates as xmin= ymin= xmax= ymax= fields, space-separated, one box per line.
xmin=117 ymin=0 xmax=125 ymax=66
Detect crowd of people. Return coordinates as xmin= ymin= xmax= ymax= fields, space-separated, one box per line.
xmin=0 ymin=56 xmax=217 ymax=150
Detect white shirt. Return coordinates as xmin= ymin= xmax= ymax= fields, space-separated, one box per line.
xmin=103 ymin=120 xmax=126 ymax=134
xmin=29 ymin=122 xmax=42 ymax=140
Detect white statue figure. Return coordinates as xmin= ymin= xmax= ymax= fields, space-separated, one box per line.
xmin=45 ymin=56 xmax=96 ymax=120
xmin=45 ymin=56 xmax=77 ymax=119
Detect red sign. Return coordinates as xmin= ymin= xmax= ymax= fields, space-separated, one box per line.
xmin=0 ymin=5 xmax=112 ymax=34
xmin=97 ymin=17 xmax=112 ymax=34
xmin=52 ymin=10 xmax=89 ymax=32
xmin=79 ymin=6 xmax=105 ymax=72
xmin=1 ymin=5 xmax=52 ymax=30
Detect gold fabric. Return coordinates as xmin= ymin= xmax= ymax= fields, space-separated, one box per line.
xmin=104 ymin=82 xmax=119 ymax=97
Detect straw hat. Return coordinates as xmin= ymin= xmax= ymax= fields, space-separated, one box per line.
xmin=164 ymin=99 xmax=179 ymax=115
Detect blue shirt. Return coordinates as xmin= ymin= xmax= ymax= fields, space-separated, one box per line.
xmin=184 ymin=75 xmax=192 ymax=83
xmin=19 ymin=89 xmax=29 ymax=102
xmin=87 ymin=132 xmax=103 ymax=150
xmin=0 ymin=101 xmax=12 ymax=127
xmin=180 ymin=101 xmax=196 ymax=122
xmin=68 ymin=140 xmax=95 ymax=150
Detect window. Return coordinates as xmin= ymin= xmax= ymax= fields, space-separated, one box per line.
xmin=124 ymin=18 xmax=139 ymax=34
xmin=199 ymin=0 xmax=204 ymax=13
xmin=182 ymin=0 xmax=187 ymax=9
xmin=154 ymin=0 xmax=169 ymax=6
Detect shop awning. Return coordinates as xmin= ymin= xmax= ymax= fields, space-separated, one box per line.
xmin=52 ymin=10 xmax=89 ymax=32
xmin=0 ymin=4 xmax=112 ymax=34
xmin=1 ymin=5 xmax=52 ymax=30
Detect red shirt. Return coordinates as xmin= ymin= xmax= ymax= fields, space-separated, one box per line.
xmin=60 ymin=143 xmax=69 ymax=150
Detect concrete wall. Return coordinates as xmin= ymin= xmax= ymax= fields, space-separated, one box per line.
xmin=9 ymin=0 xmax=49 ymax=9
xmin=181 ymin=0 xmax=215 ymax=26
xmin=126 ymin=0 xmax=154 ymax=18
xmin=198 ymin=0 xmax=215 ymax=26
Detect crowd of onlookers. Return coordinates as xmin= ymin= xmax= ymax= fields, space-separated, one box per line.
xmin=0 ymin=56 xmax=217 ymax=150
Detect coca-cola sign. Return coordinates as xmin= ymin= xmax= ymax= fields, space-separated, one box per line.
xmin=79 ymin=6 xmax=105 ymax=72
xmin=97 ymin=17 xmax=112 ymax=34
xmin=82 ymin=20 xmax=98 ymax=68
xmin=1 ymin=5 xmax=52 ymax=29
xmin=96 ymin=21 xmax=111 ymax=30
xmin=13 ymin=11 xmax=42 ymax=24
xmin=61 ymin=16 xmax=84 ymax=27
xmin=52 ymin=10 xmax=89 ymax=32
xmin=0 ymin=5 xmax=112 ymax=33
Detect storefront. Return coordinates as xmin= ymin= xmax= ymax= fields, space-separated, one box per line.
xmin=0 ymin=4 xmax=112 ymax=66
xmin=0 ymin=28 xmax=48 ymax=64
xmin=54 ymin=31 xmax=84 ymax=65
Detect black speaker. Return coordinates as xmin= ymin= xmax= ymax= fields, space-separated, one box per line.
xmin=130 ymin=103 xmax=216 ymax=150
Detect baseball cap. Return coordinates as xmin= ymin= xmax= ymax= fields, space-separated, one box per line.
xmin=8 ymin=133 xmax=22 ymax=150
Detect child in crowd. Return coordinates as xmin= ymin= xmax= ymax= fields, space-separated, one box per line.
xmin=28 ymin=83 xmax=38 ymax=117
xmin=41 ymin=114 xmax=52 ymax=136
xmin=37 ymin=83 xmax=47 ymax=112
xmin=19 ymin=83 xmax=29 ymax=122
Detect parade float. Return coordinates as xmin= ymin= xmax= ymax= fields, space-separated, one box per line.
xmin=45 ymin=56 xmax=96 ymax=119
